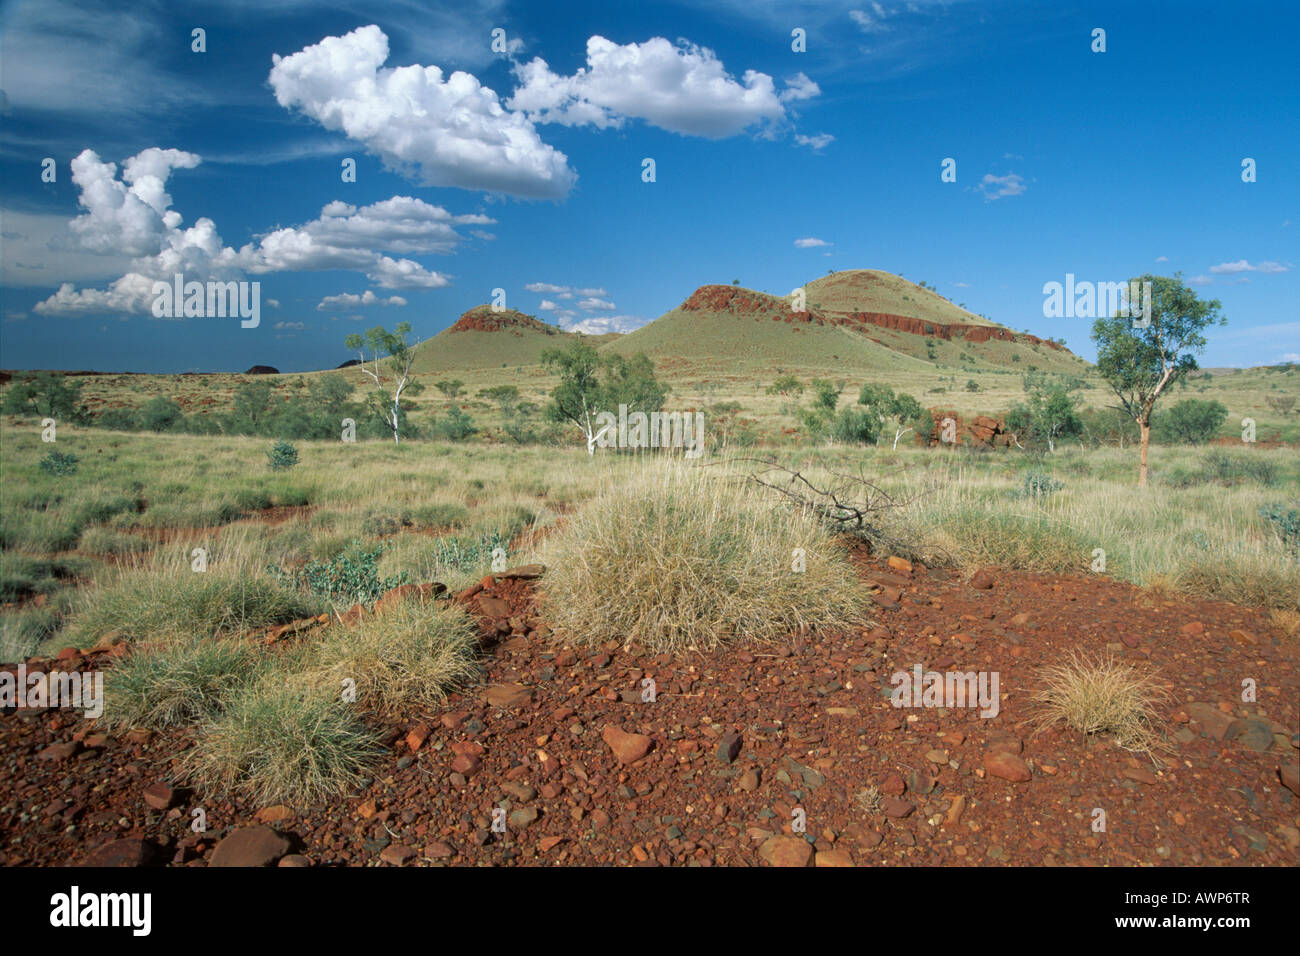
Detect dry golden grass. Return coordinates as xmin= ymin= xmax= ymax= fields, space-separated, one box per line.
xmin=539 ymin=458 xmax=870 ymax=653
xmin=1029 ymin=651 xmax=1169 ymax=756
xmin=179 ymin=674 xmax=383 ymax=807
xmin=306 ymin=597 xmax=482 ymax=716
xmin=1269 ymin=608 xmax=1300 ymax=639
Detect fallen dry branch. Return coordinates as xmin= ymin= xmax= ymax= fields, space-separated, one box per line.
xmin=725 ymin=457 xmax=945 ymax=564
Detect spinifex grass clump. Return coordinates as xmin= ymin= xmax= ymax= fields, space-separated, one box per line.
xmin=65 ymin=565 xmax=319 ymax=649
xmin=1029 ymin=651 xmax=1168 ymax=755
xmin=308 ymin=598 xmax=481 ymax=714
xmin=101 ymin=638 xmax=258 ymax=731
xmin=540 ymin=460 xmax=869 ymax=653
xmin=181 ymin=675 xmax=383 ymax=807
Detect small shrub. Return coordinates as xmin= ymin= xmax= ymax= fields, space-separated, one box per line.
xmin=540 ymin=461 xmax=870 ymax=653
xmin=38 ymin=451 xmax=79 ymax=477
xmin=830 ymin=406 xmax=879 ymax=445
xmin=1019 ymin=471 xmax=1065 ymax=500
xmin=137 ymin=395 xmax=183 ymax=432
xmin=1258 ymin=503 xmax=1300 ymax=553
xmin=267 ymin=440 xmax=299 ymax=471
xmin=269 ymin=540 xmax=407 ymax=608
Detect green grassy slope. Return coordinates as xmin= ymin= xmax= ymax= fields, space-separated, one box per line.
xmin=803 ymin=269 xmax=996 ymax=326
xmin=408 ymin=306 xmax=572 ymax=375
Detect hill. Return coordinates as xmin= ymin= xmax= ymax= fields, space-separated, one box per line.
xmin=602 ymin=270 xmax=1088 ymax=376
xmin=409 ymin=305 xmax=572 ymax=374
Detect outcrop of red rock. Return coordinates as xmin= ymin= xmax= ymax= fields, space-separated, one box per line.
xmin=447 ymin=306 xmax=562 ymax=336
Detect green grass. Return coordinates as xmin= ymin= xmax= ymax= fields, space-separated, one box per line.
xmin=0 ymin=404 xmax=1293 ymax=808
xmin=101 ymin=638 xmax=260 ymax=731
xmin=180 ymin=675 xmax=383 ymax=806
xmin=62 ymin=561 xmax=320 ymax=649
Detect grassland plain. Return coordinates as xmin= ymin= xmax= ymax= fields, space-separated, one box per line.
xmin=1 ymin=273 xmax=1297 ymax=861
xmin=3 ymin=421 xmax=1297 ymax=667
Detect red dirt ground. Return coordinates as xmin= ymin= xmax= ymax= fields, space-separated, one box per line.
xmin=2 ymin=558 xmax=1296 ymax=867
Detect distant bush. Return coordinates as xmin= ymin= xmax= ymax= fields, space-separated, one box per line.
xmin=766 ymin=374 xmax=804 ymax=397
xmin=1154 ymin=399 xmax=1228 ymax=444
xmin=96 ymin=407 xmax=140 ymax=431
xmin=1019 ymin=471 xmax=1065 ymax=500
xmin=1 ymin=372 xmax=90 ymax=423
xmin=435 ymin=405 xmax=478 ymax=441
xmin=137 ymin=395 xmax=184 ymax=432
xmin=830 ymin=406 xmax=879 ymax=445
xmin=38 ymin=451 xmax=79 ymax=477
xmin=266 ymin=440 xmax=299 ymax=470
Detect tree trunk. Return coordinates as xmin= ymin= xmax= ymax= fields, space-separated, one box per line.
xmin=1138 ymin=419 xmax=1151 ymax=487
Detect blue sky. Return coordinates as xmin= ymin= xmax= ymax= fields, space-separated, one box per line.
xmin=1 ymin=0 xmax=1296 ymax=373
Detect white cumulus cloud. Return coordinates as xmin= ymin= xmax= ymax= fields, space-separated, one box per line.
xmin=316 ymin=290 xmax=408 ymax=311
xmin=269 ymin=25 xmax=576 ymax=199
xmin=1208 ymin=259 xmax=1290 ymax=274
xmin=35 ymin=148 xmax=459 ymax=316
xmin=975 ymin=172 xmax=1026 ymax=201
xmin=508 ymin=35 xmax=813 ymax=138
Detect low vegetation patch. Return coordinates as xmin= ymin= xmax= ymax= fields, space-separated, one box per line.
xmin=540 ymin=461 xmax=869 ymax=653
xmin=65 ymin=566 xmax=319 ymax=648
xmin=101 ymin=638 xmax=258 ymax=731
xmin=1029 ymin=651 xmax=1168 ymax=755
xmin=309 ymin=599 xmax=480 ymax=715
xmin=268 ymin=540 xmax=406 ymax=609
xmin=180 ymin=677 xmax=383 ymax=806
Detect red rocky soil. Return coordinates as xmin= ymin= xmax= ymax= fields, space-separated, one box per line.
xmin=2 ymin=558 xmax=1296 ymax=867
